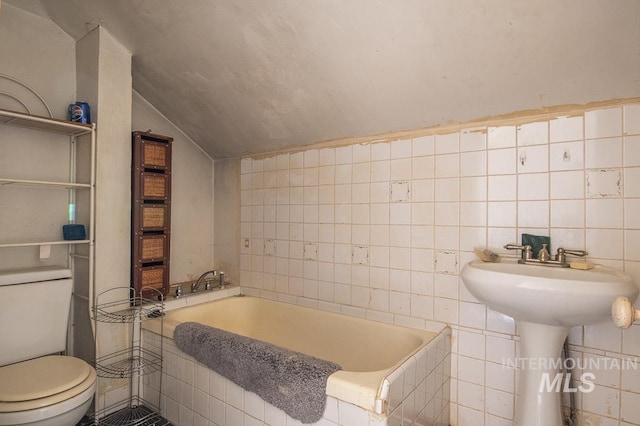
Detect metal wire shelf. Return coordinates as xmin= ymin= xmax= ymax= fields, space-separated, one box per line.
xmin=79 ymin=398 xmax=172 ymax=426
xmin=93 ymin=288 xmax=163 ymax=324
xmin=90 ymin=287 xmax=166 ymax=425
xmin=94 ymin=345 xmax=162 ymax=379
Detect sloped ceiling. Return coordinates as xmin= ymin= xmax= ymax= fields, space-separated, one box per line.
xmin=9 ymin=0 xmax=640 ymax=158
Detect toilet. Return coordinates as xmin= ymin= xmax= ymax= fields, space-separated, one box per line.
xmin=0 ymin=267 xmax=96 ymax=426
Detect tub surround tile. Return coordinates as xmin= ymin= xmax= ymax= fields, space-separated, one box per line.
xmin=458 ymin=355 xmax=485 ymax=386
xmin=145 ymin=325 xmax=450 ymax=426
xmin=390 ymin=139 xmax=412 ymax=159
xmin=487 ymin=148 xmax=516 ymax=175
xmin=550 ymin=170 xmax=584 ymax=199
xmin=389 ymin=181 xmax=410 ymax=202
xmin=517 ymin=121 xmax=548 ymax=146
xmin=586 ymin=229 xmax=624 ymax=259
xmin=550 ymin=115 xmax=584 ymax=143
xmin=237 ymin=103 xmax=640 ymax=426
xmin=436 ymin=132 xmax=460 ymax=154
xmin=487 ymin=201 xmax=516 ymax=227
xmin=390 ymin=158 xmax=412 ymax=181
xmin=412 ymin=156 xmax=435 ymax=179
xmin=586 ymin=198 xmax=624 ymax=228
xmin=370 ymin=142 xmax=391 ymax=161
xmin=485 ymin=361 xmax=515 ymax=395
xmin=435 ymin=153 xmax=459 ymax=178
xmin=458 ymin=302 xmax=486 ymax=331
xmin=488 ymin=175 xmax=516 ymax=201
xmin=488 ymin=126 xmax=516 ymax=149
xmin=586 ymin=137 xmax=624 ymax=169
xmin=550 ymin=199 xmax=585 ymax=228
xmin=484 ymin=387 xmax=514 ymax=420
xmin=585 ymin=107 xmax=622 ymax=140
xmin=586 ymin=168 xmax=623 ymax=198
xmin=518 ymin=200 xmax=550 ymax=228
xmin=460 ymin=150 xmax=486 ymax=177
xmin=517 ymin=144 xmax=548 ymax=174
xmin=460 ymin=130 xmax=486 ymax=154
xmin=163 ymin=286 xmax=241 ymax=311
xmin=624 ymin=104 xmax=640 ymax=136
xmin=518 ymin=172 xmax=549 ymax=201
xmin=383 ymin=329 xmax=451 ymax=425
xmin=412 ymin=135 xmax=435 ymax=156
xmin=457 ymin=403 xmax=485 ymax=425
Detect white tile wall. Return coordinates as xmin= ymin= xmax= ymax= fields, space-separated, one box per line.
xmin=239 ymin=102 xmax=640 ymax=425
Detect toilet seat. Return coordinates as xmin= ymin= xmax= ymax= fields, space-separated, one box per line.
xmin=0 ymin=355 xmax=96 ymax=412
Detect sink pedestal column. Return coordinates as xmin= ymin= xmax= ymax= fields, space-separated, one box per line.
xmin=515 ymin=321 xmax=571 ymax=426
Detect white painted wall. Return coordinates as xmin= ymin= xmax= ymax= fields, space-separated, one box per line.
xmin=214 ymin=158 xmax=240 ymax=283
xmin=0 ymin=3 xmax=75 ymax=118
xmin=0 ymin=4 xmax=78 ymax=269
xmin=75 ymin=25 xmax=134 ymax=410
xmin=77 ymin=26 xmax=133 ymax=302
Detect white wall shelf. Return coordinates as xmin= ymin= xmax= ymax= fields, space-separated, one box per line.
xmin=0 ymin=240 xmax=90 ymax=248
xmin=0 ymin=178 xmax=91 ymax=188
xmin=0 ymin=106 xmax=96 ymax=363
xmin=0 ymin=108 xmax=96 ymax=251
xmin=0 ymin=108 xmax=93 ymax=136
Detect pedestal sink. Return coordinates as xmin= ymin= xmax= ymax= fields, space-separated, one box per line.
xmin=461 ymin=259 xmax=638 ymax=426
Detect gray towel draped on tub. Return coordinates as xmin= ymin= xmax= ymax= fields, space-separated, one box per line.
xmin=173 ymin=321 xmax=342 ymax=424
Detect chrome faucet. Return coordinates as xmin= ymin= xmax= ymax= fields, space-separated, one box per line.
xmin=538 ymin=244 xmax=551 ymax=262
xmin=504 ymin=244 xmax=588 ymax=267
xmin=191 ymin=270 xmax=217 ymax=293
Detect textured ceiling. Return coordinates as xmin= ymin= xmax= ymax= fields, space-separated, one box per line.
xmin=10 ymin=0 xmax=640 ymax=158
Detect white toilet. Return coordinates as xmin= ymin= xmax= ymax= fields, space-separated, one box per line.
xmin=0 ymin=267 xmax=96 ymax=426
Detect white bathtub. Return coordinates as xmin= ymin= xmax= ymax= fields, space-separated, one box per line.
xmin=142 ymin=295 xmax=451 ymax=424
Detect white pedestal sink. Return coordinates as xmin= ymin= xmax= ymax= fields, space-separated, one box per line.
xmin=461 ymin=259 xmax=638 ymax=426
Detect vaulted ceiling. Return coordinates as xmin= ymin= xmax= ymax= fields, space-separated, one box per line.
xmin=9 ymin=0 xmax=640 ymax=158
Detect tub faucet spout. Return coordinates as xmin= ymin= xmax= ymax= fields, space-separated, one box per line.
xmin=191 ymin=270 xmax=217 ymax=293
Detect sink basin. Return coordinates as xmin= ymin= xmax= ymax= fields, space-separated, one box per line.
xmin=461 ymin=259 xmax=638 ymax=426
xmin=461 ymin=259 xmax=638 ymax=326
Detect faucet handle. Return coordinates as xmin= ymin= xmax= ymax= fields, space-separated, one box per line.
xmin=504 ymin=243 xmax=529 ymax=251
xmin=504 ymin=243 xmax=533 ymax=259
xmin=560 ymin=248 xmax=588 ymax=257
xmin=555 ymin=247 xmax=588 ymax=264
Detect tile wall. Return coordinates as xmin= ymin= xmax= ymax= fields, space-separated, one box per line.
xmin=239 ymin=102 xmax=640 ymax=425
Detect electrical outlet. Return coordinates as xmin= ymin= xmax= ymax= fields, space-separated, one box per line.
xmin=244 ymin=238 xmax=250 ymax=248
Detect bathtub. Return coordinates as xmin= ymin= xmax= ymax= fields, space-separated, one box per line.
xmin=142 ymin=295 xmax=451 ymax=425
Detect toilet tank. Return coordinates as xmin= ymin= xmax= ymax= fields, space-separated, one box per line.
xmin=0 ymin=267 xmax=73 ymax=366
